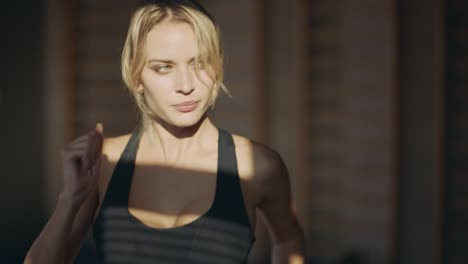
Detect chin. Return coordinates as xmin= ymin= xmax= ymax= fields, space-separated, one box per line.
xmin=167 ymin=111 xmax=206 ymax=128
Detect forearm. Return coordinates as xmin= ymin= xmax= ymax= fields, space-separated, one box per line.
xmin=271 ymin=238 xmax=306 ymax=264
xmin=24 ymin=193 xmax=81 ymax=264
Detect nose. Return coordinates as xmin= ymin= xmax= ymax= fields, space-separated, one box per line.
xmin=176 ymin=67 xmax=195 ymax=95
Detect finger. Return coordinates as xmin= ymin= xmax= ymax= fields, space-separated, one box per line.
xmin=64 ymin=144 xmax=98 ymax=168
xmin=88 ymin=125 xmax=104 ymax=162
xmin=94 ymin=123 xmax=104 ymax=147
xmin=72 ymin=125 xmax=101 ymax=145
xmin=64 ymin=153 xmax=89 ymax=171
xmin=69 ymin=134 xmax=89 ymax=145
xmin=69 ymin=122 xmax=102 ymax=145
xmin=67 ymin=131 xmax=95 ymax=149
xmin=65 ymin=141 xmax=90 ymax=151
xmin=67 ymin=124 xmax=103 ymax=171
xmin=91 ymin=157 xmax=101 ymax=177
xmin=62 ymin=147 xmax=88 ymax=160
xmin=87 ymin=134 xmax=103 ymax=163
xmin=96 ymin=122 xmax=104 ymax=135
xmin=88 ymin=126 xmax=101 ymax=146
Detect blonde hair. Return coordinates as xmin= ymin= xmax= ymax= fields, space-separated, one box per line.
xmin=121 ymin=0 xmax=227 ymax=130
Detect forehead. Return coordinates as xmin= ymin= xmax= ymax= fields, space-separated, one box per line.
xmin=145 ymin=22 xmax=197 ymax=60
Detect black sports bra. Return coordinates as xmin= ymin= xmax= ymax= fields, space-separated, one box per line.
xmin=93 ymin=128 xmax=255 ymax=263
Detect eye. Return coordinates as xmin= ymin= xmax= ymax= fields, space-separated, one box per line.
xmin=153 ymin=65 xmax=172 ymax=73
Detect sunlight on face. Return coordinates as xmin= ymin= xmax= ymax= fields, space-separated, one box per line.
xmin=138 ymin=22 xmax=214 ymax=128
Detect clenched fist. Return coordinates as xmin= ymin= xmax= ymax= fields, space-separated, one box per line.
xmin=61 ymin=123 xmax=104 ymax=206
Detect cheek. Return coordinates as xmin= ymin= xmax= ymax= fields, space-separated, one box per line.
xmin=196 ymin=70 xmax=215 ymax=90
xmin=143 ymin=74 xmax=174 ymax=97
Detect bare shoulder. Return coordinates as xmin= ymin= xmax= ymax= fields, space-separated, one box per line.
xmin=231 ymin=133 xmax=285 ymax=177
xmin=99 ymin=133 xmax=132 ymax=179
xmin=96 ymin=133 xmax=132 ymax=200
xmin=231 ymin=133 xmax=288 ymax=204
xmin=101 ymin=134 xmax=132 ymax=162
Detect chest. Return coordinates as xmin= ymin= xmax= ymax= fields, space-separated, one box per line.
xmin=94 ymin=164 xmax=257 ymax=263
xmin=128 ymin=166 xmax=218 ymax=228
xmin=97 ymin=137 xmax=258 ymax=230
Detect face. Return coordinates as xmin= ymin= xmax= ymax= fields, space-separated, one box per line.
xmin=138 ymin=22 xmax=214 ymax=128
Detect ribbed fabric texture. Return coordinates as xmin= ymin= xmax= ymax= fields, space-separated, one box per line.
xmin=93 ymin=128 xmax=255 ymax=263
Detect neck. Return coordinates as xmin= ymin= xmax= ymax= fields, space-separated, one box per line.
xmin=141 ymin=115 xmax=217 ymax=165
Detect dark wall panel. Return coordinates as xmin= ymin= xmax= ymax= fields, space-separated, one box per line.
xmin=307 ymin=0 xmax=396 ymax=263
xmin=1 ymin=1 xmax=45 ymax=262
xmin=444 ymin=0 xmax=468 ymax=263
xmin=397 ymin=0 xmax=443 ymax=263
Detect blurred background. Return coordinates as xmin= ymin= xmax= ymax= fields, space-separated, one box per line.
xmin=2 ymin=0 xmax=467 ymax=263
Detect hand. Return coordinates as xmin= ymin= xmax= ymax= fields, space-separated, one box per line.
xmin=61 ymin=123 xmax=104 ymax=206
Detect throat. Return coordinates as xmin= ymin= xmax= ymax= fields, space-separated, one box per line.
xmin=144 ymin=116 xmax=217 ymax=158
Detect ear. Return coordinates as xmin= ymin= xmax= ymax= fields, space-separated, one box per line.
xmin=136 ymin=82 xmax=144 ymax=94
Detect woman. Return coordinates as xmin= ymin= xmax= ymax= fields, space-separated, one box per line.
xmin=25 ymin=0 xmax=305 ymax=263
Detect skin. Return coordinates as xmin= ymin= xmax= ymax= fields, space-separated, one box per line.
xmin=24 ymin=21 xmax=305 ymax=264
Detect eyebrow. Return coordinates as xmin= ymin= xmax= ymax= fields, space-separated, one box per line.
xmin=147 ymin=57 xmax=196 ymax=64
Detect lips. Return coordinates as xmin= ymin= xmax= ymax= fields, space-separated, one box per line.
xmin=174 ymin=100 xmax=199 ymax=112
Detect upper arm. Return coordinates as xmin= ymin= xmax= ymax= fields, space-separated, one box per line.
xmin=255 ymin=145 xmax=305 ymax=245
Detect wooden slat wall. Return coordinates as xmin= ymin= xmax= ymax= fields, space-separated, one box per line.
xmin=200 ymin=0 xmax=260 ymax=140
xmin=74 ymin=0 xmax=139 ymax=136
xmin=44 ymin=0 xmax=73 ymax=213
xmin=443 ymin=0 xmax=468 ymax=263
xmin=308 ymin=0 xmax=395 ymax=263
